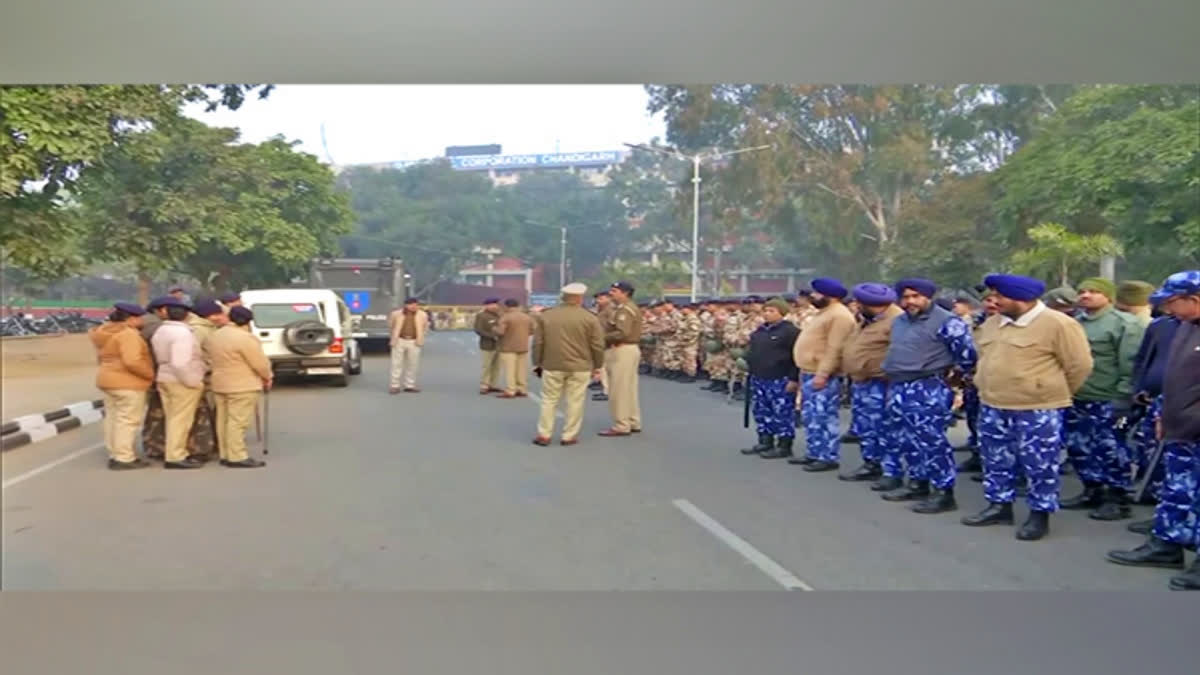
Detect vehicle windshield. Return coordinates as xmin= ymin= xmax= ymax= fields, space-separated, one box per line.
xmin=251 ymin=302 xmax=324 ymax=328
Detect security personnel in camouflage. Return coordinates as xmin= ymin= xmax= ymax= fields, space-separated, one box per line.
xmin=676 ymin=303 xmax=703 ymax=382
xmin=703 ymin=301 xmax=733 ymax=392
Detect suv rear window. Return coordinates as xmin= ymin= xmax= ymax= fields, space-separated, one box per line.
xmin=252 ymin=303 xmax=324 ymax=328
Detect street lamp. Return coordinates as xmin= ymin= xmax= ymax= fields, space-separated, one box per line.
xmin=624 ymin=142 xmax=773 ymax=302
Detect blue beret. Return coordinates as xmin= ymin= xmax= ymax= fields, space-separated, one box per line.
xmin=852 ymin=282 xmax=897 ymax=306
xmin=146 ymin=296 xmax=174 ymax=310
xmin=894 ymin=278 xmax=938 ymax=298
xmin=1154 ymin=270 xmax=1200 ymax=301
xmin=810 ymin=278 xmax=848 ymax=299
xmin=192 ymin=299 xmax=224 ymax=317
xmin=984 ymin=274 xmax=1046 ymax=302
xmin=483 ymin=297 xmax=501 ymax=305
xmin=113 ymin=302 xmax=146 ymax=316
xmin=229 ymin=306 xmax=255 ymax=323
xmin=217 ymin=292 xmax=240 ymax=304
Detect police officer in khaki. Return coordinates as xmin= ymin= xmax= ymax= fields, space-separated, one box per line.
xmin=496 ymin=298 xmax=534 ymax=398
xmin=90 ymin=302 xmax=157 ymax=470
xmin=150 ymin=296 xmax=207 ymax=469
xmin=208 ymin=306 xmax=273 ymax=468
xmin=601 ymin=281 xmax=643 ymax=436
xmin=474 ymin=298 xmax=503 ymax=394
xmin=531 ymin=283 xmax=606 ymax=446
xmin=590 ymin=290 xmax=614 ymax=401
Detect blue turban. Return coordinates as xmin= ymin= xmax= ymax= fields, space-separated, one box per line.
xmin=810 ymin=278 xmax=848 ymax=299
xmin=852 ymin=282 xmax=896 ymax=306
xmin=984 ymin=274 xmax=1046 ymax=302
xmin=894 ymin=278 xmax=938 ymax=299
xmin=113 ymin=302 xmax=146 ymax=316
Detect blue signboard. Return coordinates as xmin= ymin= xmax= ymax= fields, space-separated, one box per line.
xmin=342 ymin=290 xmax=371 ymax=313
xmin=529 ymin=293 xmax=561 ymax=307
xmin=449 ymin=150 xmax=624 ymax=172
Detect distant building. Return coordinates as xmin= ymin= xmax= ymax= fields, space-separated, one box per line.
xmin=341 ymin=147 xmax=630 ymax=187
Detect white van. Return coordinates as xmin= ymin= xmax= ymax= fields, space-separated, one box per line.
xmin=239 ymin=288 xmax=363 ymax=387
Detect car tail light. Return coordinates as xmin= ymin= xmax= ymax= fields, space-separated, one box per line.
xmin=329 ymin=337 xmax=344 ymax=354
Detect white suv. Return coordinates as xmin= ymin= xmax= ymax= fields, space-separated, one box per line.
xmin=239 ymin=288 xmax=363 ymax=387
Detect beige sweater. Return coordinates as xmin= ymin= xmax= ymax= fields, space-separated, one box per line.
xmin=975 ymin=305 xmax=1095 ymax=410
xmin=792 ymin=302 xmax=857 ymax=376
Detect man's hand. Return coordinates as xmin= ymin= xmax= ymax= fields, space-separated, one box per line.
xmin=263 ymin=377 xmax=273 ymax=391
xmin=1133 ymin=391 xmax=1153 ymax=407
xmin=1156 ymin=418 xmax=1163 ymax=441
xmin=812 ymin=374 xmax=828 ymax=390
xmin=534 ymin=367 xmax=543 ymax=379
xmin=786 ymin=381 xmax=798 ymax=393
xmin=388 ymin=339 xmax=396 ymax=349
xmin=592 ymin=369 xmax=603 ymax=381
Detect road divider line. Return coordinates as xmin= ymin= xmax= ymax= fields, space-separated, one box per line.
xmin=672 ymin=498 xmax=813 ymax=591
xmin=3 ymin=441 xmax=105 ymax=490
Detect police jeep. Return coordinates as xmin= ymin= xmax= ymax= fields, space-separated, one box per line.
xmin=239 ymin=288 xmax=363 ymax=387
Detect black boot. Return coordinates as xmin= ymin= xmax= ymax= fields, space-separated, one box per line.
xmin=1060 ymin=482 xmax=1104 ymax=510
xmin=803 ymin=459 xmax=839 ymax=472
xmin=1127 ymin=518 xmax=1154 ymax=535
xmin=1106 ymin=537 xmax=1185 ymax=569
xmin=961 ymin=502 xmax=1014 ymax=527
xmin=761 ymin=437 xmax=794 ymax=459
xmin=108 ymin=458 xmax=151 ymax=471
xmin=912 ymin=488 xmax=957 ymax=514
xmin=839 ymin=461 xmax=882 ymax=482
xmin=1016 ymin=511 xmax=1050 ymax=541
xmin=840 ymin=432 xmax=861 ymax=444
xmin=788 ymin=455 xmax=816 ymax=466
xmin=741 ymin=434 xmax=773 ymax=456
xmin=1169 ymin=559 xmax=1200 ymax=591
xmin=1089 ymin=487 xmax=1133 ymax=521
xmin=678 ymin=374 xmax=697 ymax=384
xmin=871 ymin=476 xmax=904 ymax=492
xmin=732 ymin=390 xmax=746 ymax=402
xmin=956 ymin=453 xmax=982 ymax=473
xmin=882 ymin=480 xmax=930 ymax=502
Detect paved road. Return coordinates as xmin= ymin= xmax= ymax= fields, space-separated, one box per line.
xmin=1 ymin=332 xmax=1181 ymax=590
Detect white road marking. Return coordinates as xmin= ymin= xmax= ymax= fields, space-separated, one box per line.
xmin=672 ymin=498 xmax=813 ymax=591
xmin=2 ymin=441 xmax=105 ymax=490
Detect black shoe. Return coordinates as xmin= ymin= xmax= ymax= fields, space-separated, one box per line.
xmin=912 ymin=489 xmax=957 ymax=514
xmin=840 ymin=462 xmax=883 ymax=482
xmin=840 ymin=432 xmax=861 ymax=444
xmin=164 ymin=457 xmax=205 ymax=469
xmin=678 ymin=375 xmax=697 ymax=383
xmin=1106 ymin=537 xmax=1185 ymax=569
xmin=222 ymin=458 xmax=266 ymax=468
xmin=1016 ymin=511 xmax=1050 ymax=541
xmin=1060 ymin=483 xmax=1104 ymax=510
xmin=803 ymin=460 xmax=839 ymax=472
xmin=962 ymin=502 xmax=1015 ymax=527
xmin=882 ymin=480 xmax=930 ymax=502
xmin=956 ymin=453 xmax=982 ymax=473
xmin=1169 ymin=560 xmax=1200 ymax=591
xmin=732 ymin=391 xmax=745 ymax=402
xmin=108 ymin=458 xmax=150 ymax=471
xmin=1089 ymin=488 xmax=1132 ymax=521
xmin=742 ymin=434 xmax=774 ymax=456
xmin=1127 ymin=518 xmax=1154 ymax=535
xmin=788 ymin=455 xmax=816 ymax=466
xmin=761 ymin=437 xmax=795 ymax=459
xmin=703 ymin=380 xmax=725 ymax=392
xmin=592 ymin=393 xmax=609 ymax=401
xmin=871 ymin=476 xmax=904 ymax=492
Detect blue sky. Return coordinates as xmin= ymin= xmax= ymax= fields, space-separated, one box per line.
xmin=188 ymin=85 xmax=667 ymax=166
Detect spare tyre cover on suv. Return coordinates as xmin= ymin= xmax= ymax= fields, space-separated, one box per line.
xmin=283 ymin=319 xmax=335 ymax=356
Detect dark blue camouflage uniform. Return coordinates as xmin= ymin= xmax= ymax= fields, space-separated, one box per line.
xmin=801 ymin=374 xmax=843 ymax=461
xmin=1152 ymin=440 xmax=1200 ymax=551
xmin=851 ymin=379 xmax=888 ymax=464
xmin=1064 ymin=401 xmax=1133 ymax=490
xmin=978 ymin=406 xmax=1063 ymax=511
xmin=887 ymin=317 xmax=977 ymax=489
xmin=750 ymin=376 xmax=797 ymax=439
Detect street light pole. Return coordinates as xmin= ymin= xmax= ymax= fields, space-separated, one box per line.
xmin=560 ymin=226 xmax=567 ymax=287
xmin=625 ymin=142 xmax=772 ymax=303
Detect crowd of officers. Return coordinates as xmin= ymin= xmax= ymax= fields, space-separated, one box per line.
xmin=485 ymin=271 xmax=1200 ymax=591
xmin=90 ymin=287 xmax=273 ymax=471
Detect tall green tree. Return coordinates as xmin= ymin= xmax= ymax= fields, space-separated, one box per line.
xmin=1 ymin=84 xmax=272 ymax=276
xmin=76 ymin=117 xmax=350 ymax=302
xmin=995 ymin=85 xmax=1200 ymax=279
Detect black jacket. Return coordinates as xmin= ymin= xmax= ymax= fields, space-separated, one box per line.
xmin=747 ymin=320 xmax=800 ymax=381
xmin=1162 ymin=319 xmax=1200 ymax=442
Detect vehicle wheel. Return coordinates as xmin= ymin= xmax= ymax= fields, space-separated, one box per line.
xmin=349 ymin=359 xmax=362 ymax=375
